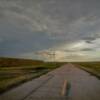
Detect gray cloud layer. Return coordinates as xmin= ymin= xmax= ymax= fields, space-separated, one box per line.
xmin=0 ymin=0 xmax=100 ymax=61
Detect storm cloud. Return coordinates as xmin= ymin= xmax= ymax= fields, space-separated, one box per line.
xmin=0 ymin=0 xmax=100 ymax=61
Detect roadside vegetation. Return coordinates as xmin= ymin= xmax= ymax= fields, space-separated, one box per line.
xmin=74 ymin=62 xmax=100 ymax=79
xmin=0 ymin=57 xmax=65 ymax=94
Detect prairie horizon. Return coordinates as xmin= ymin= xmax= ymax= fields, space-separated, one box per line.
xmin=0 ymin=0 xmax=100 ymax=100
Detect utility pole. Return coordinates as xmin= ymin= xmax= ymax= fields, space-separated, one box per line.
xmin=52 ymin=33 xmax=56 ymax=65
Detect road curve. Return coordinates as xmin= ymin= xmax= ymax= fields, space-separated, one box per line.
xmin=0 ymin=63 xmax=100 ymax=100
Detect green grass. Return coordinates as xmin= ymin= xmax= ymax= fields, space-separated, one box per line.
xmin=74 ymin=62 xmax=100 ymax=78
xmin=0 ymin=57 xmax=65 ymax=94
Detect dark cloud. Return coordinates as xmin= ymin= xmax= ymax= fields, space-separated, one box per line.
xmin=0 ymin=0 xmax=100 ymax=61
xmin=83 ymin=37 xmax=96 ymax=41
xmin=80 ymin=48 xmax=94 ymax=51
xmin=85 ymin=40 xmax=93 ymax=44
xmin=83 ymin=36 xmax=100 ymax=44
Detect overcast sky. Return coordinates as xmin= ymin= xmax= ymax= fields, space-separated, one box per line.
xmin=0 ymin=0 xmax=100 ymax=61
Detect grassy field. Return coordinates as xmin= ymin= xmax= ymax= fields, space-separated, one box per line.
xmin=0 ymin=57 xmax=64 ymax=94
xmin=74 ymin=62 xmax=100 ymax=79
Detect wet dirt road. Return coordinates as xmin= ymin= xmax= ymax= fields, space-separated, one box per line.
xmin=0 ymin=63 xmax=100 ymax=100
